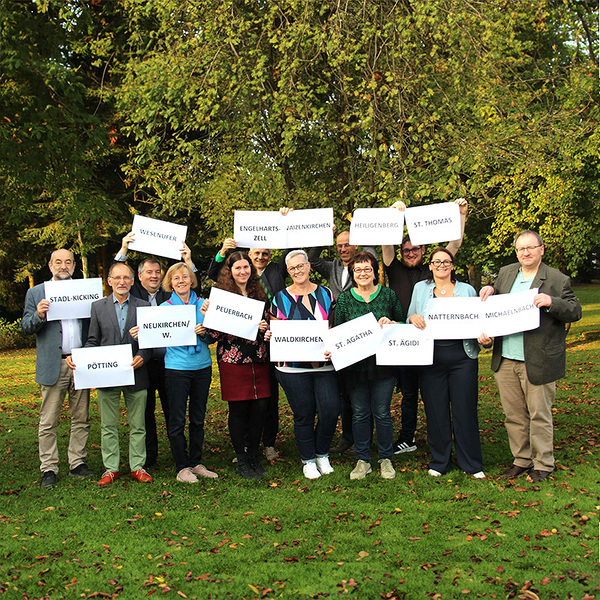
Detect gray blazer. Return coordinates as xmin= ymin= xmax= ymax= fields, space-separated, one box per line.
xmin=85 ymin=294 xmax=152 ymax=391
xmin=21 ymin=282 xmax=90 ymax=386
xmin=490 ymin=262 xmax=582 ymax=385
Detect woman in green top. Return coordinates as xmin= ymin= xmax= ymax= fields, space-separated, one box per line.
xmin=332 ymin=252 xmax=404 ymax=480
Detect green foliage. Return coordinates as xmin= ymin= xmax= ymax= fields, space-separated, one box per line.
xmin=0 ymin=318 xmax=34 ymax=350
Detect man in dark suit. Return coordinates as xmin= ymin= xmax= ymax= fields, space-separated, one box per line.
xmin=21 ymin=249 xmax=95 ymax=488
xmin=479 ymin=231 xmax=582 ymax=482
xmin=70 ymin=261 xmax=153 ymax=485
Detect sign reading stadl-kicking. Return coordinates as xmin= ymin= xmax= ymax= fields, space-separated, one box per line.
xmin=128 ymin=215 xmax=188 ymax=260
xmin=376 ymin=324 xmax=434 ymax=366
xmin=404 ymin=201 xmax=461 ymax=246
xmin=323 ymin=312 xmax=382 ymax=371
xmin=269 ymin=320 xmax=329 ymax=363
xmin=136 ymin=305 xmax=197 ymax=349
xmin=349 ymin=208 xmax=405 ymax=246
xmin=202 ymin=287 xmax=265 ymax=341
xmin=234 ymin=208 xmax=334 ymax=249
xmin=44 ymin=278 xmax=103 ymax=321
xmin=72 ymin=344 xmax=135 ymax=390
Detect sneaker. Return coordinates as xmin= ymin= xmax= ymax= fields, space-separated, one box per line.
xmin=393 ymin=439 xmax=417 ymax=454
xmin=303 ymin=461 xmax=321 ymax=480
xmin=97 ymin=471 xmax=120 ymax=486
xmin=332 ymin=438 xmax=353 ymax=453
xmin=69 ymin=463 xmax=95 ymax=478
xmin=380 ymin=458 xmax=396 ymax=479
xmin=249 ymin=454 xmax=268 ymax=479
xmin=236 ymin=455 xmax=259 ymax=479
xmin=315 ymin=456 xmax=334 ymax=475
xmin=191 ymin=464 xmax=218 ymax=479
xmin=428 ymin=469 xmax=442 ymax=477
xmin=264 ymin=446 xmax=279 ymax=461
xmin=40 ymin=471 xmax=57 ymax=488
xmin=176 ymin=467 xmax=198 ymax=483
xmin=131 ymin=468 xmax=153 ymax=483
xmin=471 ymin=471 xmax=486 ymax=479
xmin=350 ymin=460 xmax=372 ymax=480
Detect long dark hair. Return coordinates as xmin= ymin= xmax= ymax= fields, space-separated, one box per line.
xmin=426 ymin=247 xmax=456 ymax=283
xmin=216 ymin=251 xmax=268 ymax=302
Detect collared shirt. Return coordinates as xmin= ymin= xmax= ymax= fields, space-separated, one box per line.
xmin=61 ymin=319 xmax=83 ymax=354
xmin=501 ymin=270 xmax=534 ymax=361
xmin=112 ymin=293 xmax=130 ymax=336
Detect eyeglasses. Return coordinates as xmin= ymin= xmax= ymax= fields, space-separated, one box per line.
xmin=337 ymin=243 xmax=352 ymax=250
xmin=109 ymin=276 xmax=133 ymax=282
xmin=402 ymin=246 xmax=422 ymax=255
xmin=353 ymin=267 xmax=374 ymax=274
xmin=430 ymin=260 xmax=453 ymax=268
xmin=288 ymin=263 xmax=308 ymax=273
xmin=515 ymin=245 xmax=542 ymax=254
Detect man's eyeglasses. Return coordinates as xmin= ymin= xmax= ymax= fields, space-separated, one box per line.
xmin=402 ymin=246 xmax=422 ymax=255
xmin=515 ymin=245 xmax=542 ymax=254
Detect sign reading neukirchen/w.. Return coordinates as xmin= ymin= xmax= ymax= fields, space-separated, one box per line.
xmin=44 ymin=278 xmax=103 ymax=321
xmin=202 ymin=288 xmax=266 ymax=341
xmin=129 ymin=215 xmax=188 ymax=260
xmin=269 ymin=320 xmax=329 ymax=363
xmin=72 ymin=344 xmax=135 ymax=390
xmin=136 ymin=305 xmax=197 ymax=349
xmin=323 ymin=312 xmax=382 ymax=371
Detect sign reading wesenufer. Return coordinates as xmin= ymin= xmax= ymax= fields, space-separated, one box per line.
xmin=44 ymin=278 xmax=103 ymax=321
xmin=71 ymin=344 xmax=135 ymax=390
xmin=269 ymin=320 xmax=329 ymax=363
xmin=136 ymin=305 xmax=197 ymax=349
xmin=404 ymin=201 xmax=461 ymax=246
xmin=202 ymin=287 xmax=265 ymax=341
xmin=349 ymin=208 xmax=405 ymax=246
xmin=376 ymin=324 xmax=434 ymax=366
xmin=128 ymin=215 xmax=188 ymax=260
xmin=233 ymin=208 xmax=334 ymax=249
xmin=423 ymin=289 xmax=540 ymax=340
xmin=323 ymin=312 xmax=382 ymax=371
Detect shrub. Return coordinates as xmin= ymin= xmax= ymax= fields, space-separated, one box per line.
xmin=0 ymin=318 xmax=35 ymax=350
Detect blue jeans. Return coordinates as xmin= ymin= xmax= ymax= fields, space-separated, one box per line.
xmin=165 ymin=367 xmax=211 ymax=472
xmin=276 ymin=370 xmax=341 ymax=462
xmin=349 ymin=377 xmax=396 ymax=461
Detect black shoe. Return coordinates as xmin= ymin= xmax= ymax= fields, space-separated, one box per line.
xmin=235 ymin=455 xmax=259 ymax=479
xmin=249 ymin=454 xmax=268 ymax=479
xmin=69 ymin=463 xmax=95 ymax=478
xmin=332 ymin=438 xmax=353 ymax=453
xmin=144 ymin=459 xmax=157 ymax=469
xmin=40 ymin=471 xmax=57 ymax=488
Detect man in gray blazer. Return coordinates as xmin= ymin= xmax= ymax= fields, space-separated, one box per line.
xmin=21 ymin=249 xmax=95 ymax=488
xmin=479 ymin=231 xmax=582 ymax=482
xmin=71 ymin=262 xmax=153 ymax=486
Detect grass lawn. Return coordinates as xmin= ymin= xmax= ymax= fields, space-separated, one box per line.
xmin=0 ymin=285 xmax=598 ymax=599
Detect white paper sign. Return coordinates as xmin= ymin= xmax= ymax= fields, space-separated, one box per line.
xmin=233 ymin=208 xmax=334 ymax=249
xmin=269 ymin=320 xmax=329 ymax=362
xmin=404 ymin=202 xmax=461 ymax=245
xmin=137 ymin=305 xmax=197 ymax=349
xmin=203 ymin=287 xmax=265 ymax=341
xmin=376 ymin=324 xmax=434 ymax=366
xmin=284 ymin=208 xmax=334 ymax=248
xmin=480 ymin=288 xmax=540 ymax=337
xmin=323 ymin=312 xmax=382 ymax=371
xmin=129 ymin=215 xmax=188 ymax=260
xmin=44 ymin=278 xmax=103 ymax=321
xmin=349 ymin=208 xmax=405 ymax=246
xmin=72 ymin=344 xmax=135 ymax=390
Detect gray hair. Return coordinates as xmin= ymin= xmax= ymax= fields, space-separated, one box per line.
xmin=514 ymin=230 xmax=543 ymax=247
xmin=285 ymin=249 xmax=309 ymax=266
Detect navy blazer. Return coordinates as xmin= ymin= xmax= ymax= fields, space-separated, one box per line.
xmin=21 ymin=282 xmax=90 ymax=386
xmin=85 ymin=294 xmax=152 ymax=391
xmin=490 ymin=262 xmax=582 ymax=385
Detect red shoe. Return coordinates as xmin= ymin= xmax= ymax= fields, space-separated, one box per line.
xmin=97 ymin=471 xmax=120 ymax=486
xmin=131 ymin=468 xmax=153 ymax=483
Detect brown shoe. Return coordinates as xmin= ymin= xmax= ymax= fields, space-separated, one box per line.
xmin=527 ymin=469 xmax=553 ymax=483
xmin=500 ymin=464 xmax=532 ymax=479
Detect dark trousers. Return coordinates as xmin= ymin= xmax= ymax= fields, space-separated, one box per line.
xmin=397 ymin=366 xmax=420 ymax=443
xmin=144 ymin=357 xmax=169 ymax=465
xmin=165 ymin=367 xmax=211 ymax=473
xmin=420 ymin=341 xmax=482 ymax=474
xmin=340 ymin=391 xmax=354 ymax=443
xmin=262 ymin=366 xmax=280 ymax=447
xmin=228 ymin=398 xmax=269 ymax=456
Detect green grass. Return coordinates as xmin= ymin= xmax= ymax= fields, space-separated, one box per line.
xmin=1 ymin=285 xmax=599 ymax=599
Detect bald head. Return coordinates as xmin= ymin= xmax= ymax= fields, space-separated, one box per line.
xmin=48 ymin=249 xmax=75 ymax=281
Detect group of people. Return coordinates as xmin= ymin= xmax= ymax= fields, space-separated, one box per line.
xmin=22 ymin=201 xmax=582 ymax=488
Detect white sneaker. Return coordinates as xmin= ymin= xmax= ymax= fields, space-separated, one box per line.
xmin=380 ymin=458 xmax=396 ymax=479
xmin=428 ymin=468 xmax=442 ymax=477
xmin=191 ymin=464 xmax=218 ymax=479
xmin=316 ymin=456 xmax=334 ymax=475
xmin=176 ymin=467 xmax=198 ymax=483
xmin=471 ymin=471 xmax=486 ymax=479
xmin=350 ymin=460 xmax=372 ymax=480
xmin=303 ymin=461 xmax=321 ymax=480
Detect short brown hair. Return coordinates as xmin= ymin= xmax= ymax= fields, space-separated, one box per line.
xmin=348 ymin=251 xmax=379 ymax=286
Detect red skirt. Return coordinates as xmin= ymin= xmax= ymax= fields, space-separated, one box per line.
xmin=218 ymin=362 xmax=271 ymax=402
